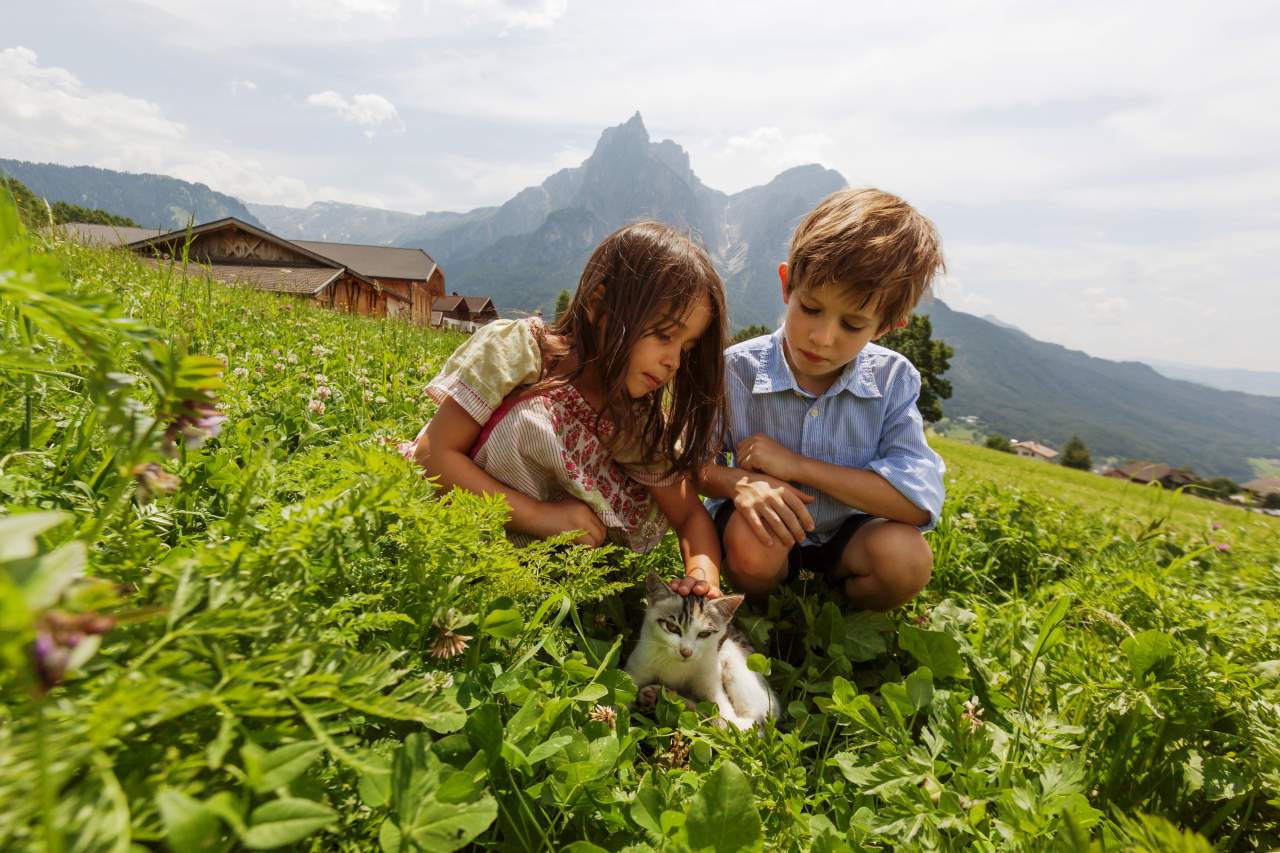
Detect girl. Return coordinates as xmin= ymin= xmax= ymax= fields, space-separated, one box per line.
xmin=406 ymin=221 xmax=727 ymax=590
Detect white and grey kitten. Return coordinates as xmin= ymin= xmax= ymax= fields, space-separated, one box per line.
xmin=624 ymin=570 xmax=779 ymax=730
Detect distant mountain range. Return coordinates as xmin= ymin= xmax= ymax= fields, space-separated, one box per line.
xmin=1142 ymin=359 xmax=1280 ymax=398
xmin=923 ymin=300 xmax=1280 ymax=481
xmin=252 ymin=113 xmax=845 ymax=326
xmin=0 ymin=159 xmax=263 ymax=230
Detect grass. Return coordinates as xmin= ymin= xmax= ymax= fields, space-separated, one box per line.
xmin=3 ymin=210 xmax=1280 ymax=851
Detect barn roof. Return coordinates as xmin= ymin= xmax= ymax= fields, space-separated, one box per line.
xmin=142 ymin=259 xmax=344 ymax=295
xmin=294 ymin=240 xmax=438 ymax=281
xmin=58 ymin=222 xmax=165 ymax=246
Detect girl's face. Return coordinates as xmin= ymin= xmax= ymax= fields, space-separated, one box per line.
xmin=624 ymin=295 xmax=714 ymax=399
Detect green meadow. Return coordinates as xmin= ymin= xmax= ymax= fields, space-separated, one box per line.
xmin=2 ymin=202 xmax=1279 ymax=851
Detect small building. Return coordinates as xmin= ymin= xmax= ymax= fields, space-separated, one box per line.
xmin=1012 ymin=440 xmax=1058 ymax=461
xmin=431 ymin=294 xmax=498 ymax=332
xmin=1104 ymin=461 xmax=1199 ymax=489
xmin=293 ymin=240 xmax=443 ymax=326
xmin=1243 ymin=477 xmax=1280 ymax=498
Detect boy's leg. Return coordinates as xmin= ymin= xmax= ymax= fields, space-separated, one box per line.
xmin=829 ymin=518 xmax=933 ymax=611
xmin=715 ymin=504 xmax=792 ymax=595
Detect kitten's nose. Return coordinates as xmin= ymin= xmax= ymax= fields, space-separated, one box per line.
xmin=680 ymin=648 xmax=693 ymax=658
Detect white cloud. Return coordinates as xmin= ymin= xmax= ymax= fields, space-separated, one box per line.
xmin=457 ymin=0 xmax=568 ymax=30
xmin=230 ymin=79 xmax=257 ymax=94
xmin=305 ymin=91 xmax=402 ymax=136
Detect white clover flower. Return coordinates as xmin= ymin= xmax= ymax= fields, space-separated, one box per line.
xmin=316 ymin=385 xmax=332 ymax=400
xmin=308 ymin=399 xmax=326 ymax=415
xmin=232 ymin=367 xmax=249 ymax=379
xmin=314 ymin=373 xmax=328 ymax=384
xmin=375 ymin=395 xmax=387 ymax=405
xmin=286 ymin=353 xmax=298 ymax=365
xmin=363 ymin=389 xmax=374 ymax=403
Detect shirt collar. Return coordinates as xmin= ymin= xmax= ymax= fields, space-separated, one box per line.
xmin=752 ymin=329 xmax=882 ymax=399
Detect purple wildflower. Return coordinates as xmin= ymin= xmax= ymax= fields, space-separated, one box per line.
xmin=1211 ymin=521 xmax=1222 ymax=530
xmin=1216 ymin=543 xmax=1231 ymax=552
xmin=30 ymin=611 xmax=115 ymax=693
xmin=132 ymin=462 xmax=181 ymax=502
xmin=165 ymin=398 xmax=227 ymax=450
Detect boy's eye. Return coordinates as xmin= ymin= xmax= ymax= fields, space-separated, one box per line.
xmin=799 ymin=302 xmax=821 ymax=315
xmin=697 ymin=630 xmax=714 ymax=639
xmin=841 ymin=321 xmax=866 ymax=333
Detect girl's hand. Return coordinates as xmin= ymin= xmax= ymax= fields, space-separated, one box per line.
xmin=669 ymin=574 xmax=721 ymax=599
xmin=735 ymin=434 xmax=805 ymax=482
xmin=732 ymin=472 xmax=815 ymax=547
xmin=534 ymin=497 xmax=607 ymax=547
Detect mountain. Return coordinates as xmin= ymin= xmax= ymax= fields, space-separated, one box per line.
xmin=1143 ymin=359 xmax=1280 ymax=398
xmin=247 ymin=200 xmax=438 ymax=246
xmin=0 ymin=159 xmax=263 ymax=230
xmin=393 ymin=113 xmax=846 ymax=324
xmin=921 ymin=300 xmax=1280 ymax=481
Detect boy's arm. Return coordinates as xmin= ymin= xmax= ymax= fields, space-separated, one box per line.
xmin=415 ymin=397 xmax=606 ymax=545
xmin=648 ymin=478 xmax=723 ymax=598
xmin=735 ymin=369 xmax=943 ymax=529
xmin=698 ymin=462 xmax=816 ymax=546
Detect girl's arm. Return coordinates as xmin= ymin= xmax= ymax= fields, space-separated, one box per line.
xmin=649 ymin=477 xmax=723 ymax=599
xmin=415 ymin=397 xmax=606 ymax=545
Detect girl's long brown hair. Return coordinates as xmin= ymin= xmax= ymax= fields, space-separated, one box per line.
xmin=529 ymin=220 xmax=727 ymax=479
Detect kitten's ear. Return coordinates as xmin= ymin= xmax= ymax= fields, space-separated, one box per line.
xmin=709 ymin=594 xmax=744 ymax=622
xmin=644 ymin=570 xmax=676 ymax=602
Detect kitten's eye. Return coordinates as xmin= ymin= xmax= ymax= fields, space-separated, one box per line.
xmin=660 ymin=620 xmax=681 ymax=635
xmin=697 ymin=630 xmax=714 ymax=639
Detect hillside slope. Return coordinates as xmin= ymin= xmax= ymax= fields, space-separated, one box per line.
xmin=0 ymin=159 xmax=263 ymax=230
xmin=923 ymin=300 xmax=1280 ymax=480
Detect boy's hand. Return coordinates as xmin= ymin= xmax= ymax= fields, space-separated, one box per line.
xmin=533 ymin=498 xmax=607 ymax=547
xmin=732 ymin=472 xmax=815 ymax=547
xmin=736 ymin=434 xmax=806 ymax=482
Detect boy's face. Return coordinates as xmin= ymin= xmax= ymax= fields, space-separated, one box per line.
xmin=779 ymin=263 xmax=894 ymax=393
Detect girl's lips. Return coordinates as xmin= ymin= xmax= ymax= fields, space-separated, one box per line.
xmin=643 ymin=372 xmax=662 ymax=389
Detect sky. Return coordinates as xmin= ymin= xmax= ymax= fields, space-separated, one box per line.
xmin=4 ymin=0 xmax=1278 ymax=372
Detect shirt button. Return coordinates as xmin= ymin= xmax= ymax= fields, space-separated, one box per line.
xmin=809 ymin=408 xmax=818 ymax=417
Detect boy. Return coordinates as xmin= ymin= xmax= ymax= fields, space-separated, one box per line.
xmin=674 ymin=188 xmax=945 ymax=611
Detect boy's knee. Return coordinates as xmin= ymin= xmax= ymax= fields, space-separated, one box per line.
xmin=722 ymin=516 xmax=789 ymax=592
xmin=844 ymin=521 xmax=933 ymax=609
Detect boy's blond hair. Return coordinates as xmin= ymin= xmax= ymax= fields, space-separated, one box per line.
xmin=787 ymin=188 xmax=944 ymax=328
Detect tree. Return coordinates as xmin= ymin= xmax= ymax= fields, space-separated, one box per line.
xmin=1194 ymin=477 xmax=1239 ymax=500
xmin=732 ymin=324 xmax=771 ymax=345
xmin=1060 ymin=435 xmax=1092 ymax=470
xmin=554 ymin=289 xmax=572 ymax=322
xmin=1264 ymin=493 xmax=1280 ymax=510
xmin=878 ymin=314 xmax=953 ymax=423
xmin=985 ymin=433 xmax=1013 ymax=453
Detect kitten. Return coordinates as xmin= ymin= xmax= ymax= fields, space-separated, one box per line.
xmin=624 ymin=570 xmax=779 ymax=730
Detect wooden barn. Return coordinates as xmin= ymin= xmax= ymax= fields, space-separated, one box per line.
xmin=61 ymin=218 xmax=444 ymax=324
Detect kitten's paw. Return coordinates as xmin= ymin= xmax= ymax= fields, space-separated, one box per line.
xmin=637 ymin=684 xmax=660 ymax=708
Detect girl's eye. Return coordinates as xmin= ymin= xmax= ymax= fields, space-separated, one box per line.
xmin=697 ymin=630 xmax=714 ymax=639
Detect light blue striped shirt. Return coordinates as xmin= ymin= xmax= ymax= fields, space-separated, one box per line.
xmin=706 ymin=330 xmax=946 ymax=540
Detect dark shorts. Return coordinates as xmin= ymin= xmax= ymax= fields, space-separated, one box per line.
xmin=712 ymin=502 xmax=878 ymax=584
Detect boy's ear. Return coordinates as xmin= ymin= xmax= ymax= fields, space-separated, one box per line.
xmin=872 ymin=316 xmax=910 ymax=341
xmin=778 ymin=263 xmax=791 ymax=302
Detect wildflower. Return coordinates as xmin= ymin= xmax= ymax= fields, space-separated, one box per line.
xmin=30 ymin=610 xmax=115 ymax=693
xmin=357 ymin=375 xmax=370 ymax=386
xmin=232 ymin=367 xmax=249 ymax=380
xmin=314 ymin=373 xmax=328 ymax=385
xmin=308 ymin=399 xmax=326 ymax=415
xmin=311 ymin=333 xmax=321 ymax=342
xmin=1211 ymin=521 xmax=1223 ymax=530
xmin=589 ymin=704 xmax=617 ymax=729
xmin=272 ymin=348 xmax=281 ymax=357
xmin=1216 ymin=543 xmax=1231 ymax=552
xmin=132 ymin=462 xmax=181 ymax=502
xmin=430 ymin=608 xmax=471 ymax=660
xmin=311 ymin=345 xmax=327 ymax=358
xmin=912 ymin=609 xmax=932 ymax=627
xmin=315 ymin=385 xmax=332 ymax=401
xmin=375 ymin=395 xmax=387 ymax=405
xmin=286 ymin=353 xmax=298 ymax=365
xmin=659 ymin=731 xmax=690 ymax=769
xmin=215 ymin=352 xmax=228 ymax=367
xmin=346 ymin=353 xmax=355 ymax=363
xmin=796 ymin=569 xmax=816 ymax=582
xmin=423 ymin=671 xmax=454 ymax=691
xmin=165 ymin=398 xmax=227 ymax=450
xmin=363 ymin=389 xmax=374 ymax=403
xmin=228 ymin=342 xmax=237 ymax=352
xmin=593 ymin=613 xmax=609 ymax=629
xmin=961 ymin=696 xmax=984 ymax=733
xmin=274 ymin=362 xmax=285 ymax=372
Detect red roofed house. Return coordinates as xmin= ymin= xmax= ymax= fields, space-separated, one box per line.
xmin=1012 ymin=440 xmax=1058 ymax=461
xmin=431 ymin=294 xmax=499 ymax=332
